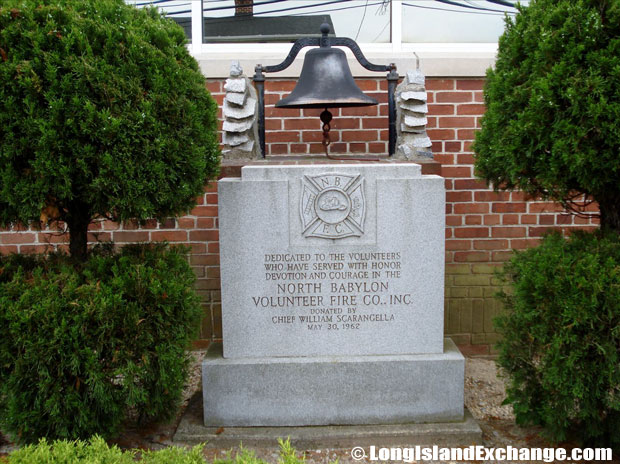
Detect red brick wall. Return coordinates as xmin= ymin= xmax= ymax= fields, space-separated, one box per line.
xmin=0 ymin=77 xmax=599 ymax=355
xmin=0 ymin=187 xmax=223 ymax=345
xmin=208 ymin=79 xmax=390 ymax=156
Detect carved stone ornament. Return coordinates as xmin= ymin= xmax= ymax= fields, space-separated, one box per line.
xmin=300 ymin=173 xmax=365 ymax=239
xmin=394 ymin=67 xmax=433 ymax=160
xmin=221 ymin=60 xmax=261 ymax=160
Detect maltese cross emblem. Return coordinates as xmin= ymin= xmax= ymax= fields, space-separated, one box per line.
xmin=300 ymin=173 xmax=365 ymax=239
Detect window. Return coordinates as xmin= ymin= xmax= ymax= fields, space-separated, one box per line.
xmin=127 ymin=1 xmax=527 ymax=46
xmin=401 ymin=1 xmax=526 ymax=43
xmin=126 ymin=1 xmax=529 ymax=77
xmin=201 ymin=0 xmax=391 ymax=44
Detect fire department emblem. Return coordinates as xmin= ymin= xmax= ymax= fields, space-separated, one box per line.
xmin=300 ymin=173 xmax=365 ymax=239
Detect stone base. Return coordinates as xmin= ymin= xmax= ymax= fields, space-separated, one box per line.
xmin=175 ymin=394 xmax=481 ymax=448
xmin=202 ymin=339 xmax=464 ymax=427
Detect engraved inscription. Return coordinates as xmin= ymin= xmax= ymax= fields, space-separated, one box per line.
xmin=300 ymin=173 xmax=365 ymax=239
xmin=252 ymin=251 xmax=410 ymax=332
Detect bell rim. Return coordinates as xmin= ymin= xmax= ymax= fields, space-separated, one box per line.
xmin=275 ymin=97 xmax=378 ymax=109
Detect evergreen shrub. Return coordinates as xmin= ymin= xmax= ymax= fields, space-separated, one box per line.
xmin=473 ymin=0 xmax=620 ymax=232
xmin=0 ymin=244 xmax=203 ymax=443
xmin=495 ymin=232 xmax=620 ymax=448
xmin=0 ymin=0 xmax=219 ymax=260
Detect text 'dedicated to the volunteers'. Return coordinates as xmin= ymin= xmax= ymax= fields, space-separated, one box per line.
xmin=256 ymin=251 xmax=407 ymax=332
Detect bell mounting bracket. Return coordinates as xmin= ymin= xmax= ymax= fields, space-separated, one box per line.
xmin=253 ymin=25 xmax=398 ymax=158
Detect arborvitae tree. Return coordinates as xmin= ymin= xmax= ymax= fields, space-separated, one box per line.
xmin=474 ymin=0 xmax=620 ymax=233
xmin=0 ymin=0 xmax=220 ymax=260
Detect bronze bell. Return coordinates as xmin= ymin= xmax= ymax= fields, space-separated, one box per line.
xmin=276 ymin=24 xmax=378 ymax=109
xmin=275 ymin=24 xmax=378 ymax=159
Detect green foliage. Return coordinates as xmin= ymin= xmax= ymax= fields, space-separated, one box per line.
xmin=140 ymin=443 xmax=206 ymax=464
xmin=7 ymin=436 xmax=206 ymax=463
xmin=495 ymin=231 xmax=620 ymax=448
xmin=6 ymin=437 xmax=319 ymax=464
xmin=8 ymin=436 xmax=136 ymax=464
xmin=0 ymin=0 xmax=219 ymax=258
xmin=213 ymin=439 xmax=319 ymax=464
xmin=0 ymin=244 xmax=203 ymax=443
xmin=473 ymin=0 xmax=620 ymax=231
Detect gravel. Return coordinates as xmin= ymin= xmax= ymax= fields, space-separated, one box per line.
xmin=464 ymin=358 xmax=515 ymax=422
